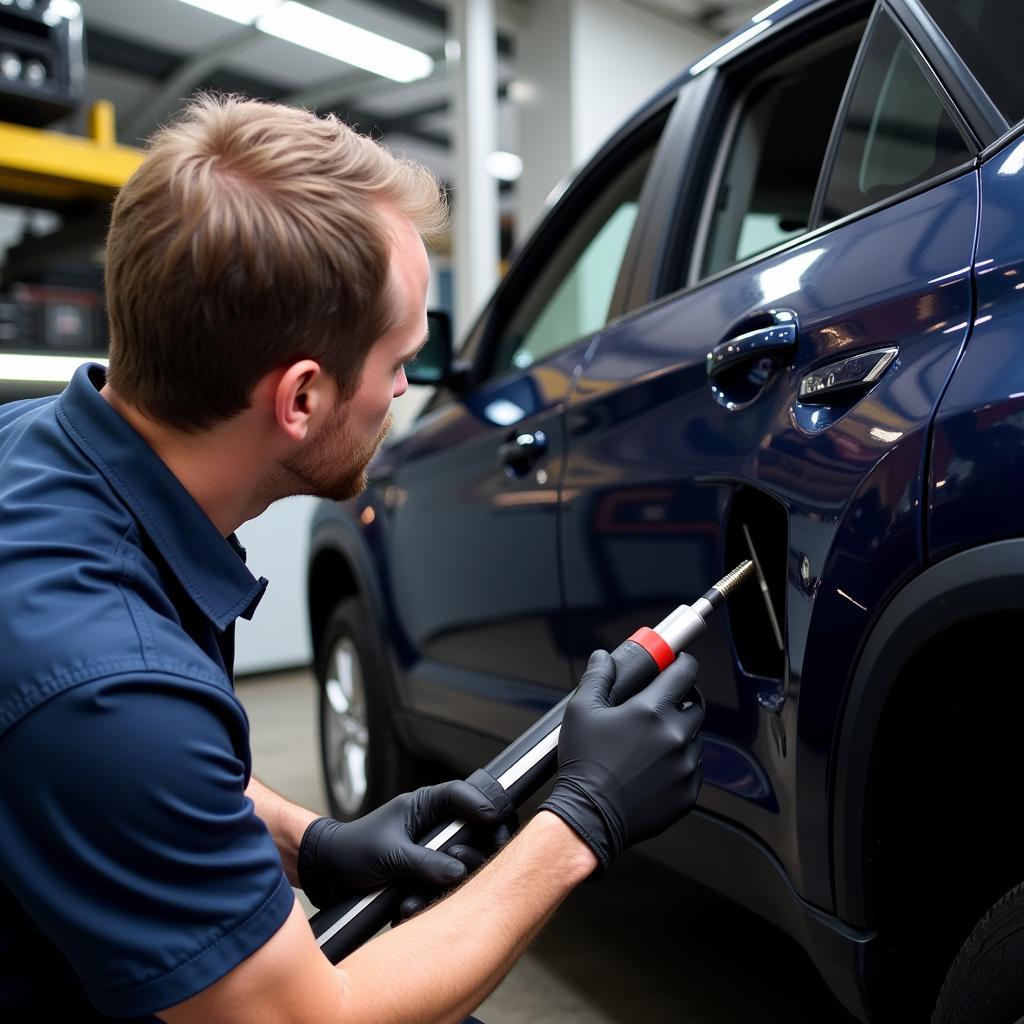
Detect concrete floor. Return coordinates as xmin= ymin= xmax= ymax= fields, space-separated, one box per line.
xmin=237 ymin=668 xmax=860 ymax=1024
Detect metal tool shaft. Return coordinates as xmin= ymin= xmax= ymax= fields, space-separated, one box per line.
xmin=311 ymin=560 xmax=755 ymax=962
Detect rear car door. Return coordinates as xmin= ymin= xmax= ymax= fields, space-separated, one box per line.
xmin=383 ymin=107 xmax=671 ymax=758
xmin=560 ymin=1 xmax=980 ymax=908
xmin=924 ymin=0 xmax=1024 ymax=558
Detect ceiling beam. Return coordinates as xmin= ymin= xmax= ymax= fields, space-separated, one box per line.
xmin=119 ymin=0 xmax=344 ymax=143
xmin=368 ymin=0 xmax=445 ymax=29
xmin=329 ymin=104 xmax=449 ymax=149
xmin=122 ymin=25 xmax=262 ymax=142
xmin=369 ymin=0 xmax=515 ymax=55
xmin=87 ymin=24 xmax=451 ymax=150
xmin=84 ymin=27 xmax=181 ymax=80
xmin=82 ymin=3 xmax=520 ymax=152
xmin=281 ymin=60 xmax=451 ymax=113
xmin=283 ymin=70 xmax=508 ymax=127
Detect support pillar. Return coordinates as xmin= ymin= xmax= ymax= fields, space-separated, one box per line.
xmin=450 ymin=0 xmax=500 ymax=337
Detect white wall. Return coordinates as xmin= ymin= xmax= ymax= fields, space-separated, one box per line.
xmin=233 ymin=496 xmax=316 ymax=675
xmin=571 ymin=0 xmax=712 ymax=165
xmin=514 ymin=1 xmax=576 ymax=241
xmin=517 ymin=0 xmax=712 ymax=237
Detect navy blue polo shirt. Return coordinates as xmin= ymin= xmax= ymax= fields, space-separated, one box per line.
xmin=0 ymin=364 xmax=294 ymax=1019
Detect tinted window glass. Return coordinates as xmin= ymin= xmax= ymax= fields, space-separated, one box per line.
xmin=822 ymin=12 xmax=972 ymax=223
xmin=920 ymin=0 xmax=1024 ymax=125
xmin=492 ymin=145 xmax=655 ymax=375
xmin=699 ymin=25 xmax=863 ymax=279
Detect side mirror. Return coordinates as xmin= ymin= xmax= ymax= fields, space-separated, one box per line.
xmin=407 ymin=310 xmax=460 ymax=387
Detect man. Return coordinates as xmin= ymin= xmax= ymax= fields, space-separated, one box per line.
xmin=0 ymin=95 xmax=704 ymax=1022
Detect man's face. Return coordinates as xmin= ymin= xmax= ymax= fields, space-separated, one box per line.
xmin=284 ymin=209 xmax=430 ymax=502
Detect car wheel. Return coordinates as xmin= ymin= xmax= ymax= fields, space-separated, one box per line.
xmin=932 ymin=882 xmax=1024 ymax=1024
xmin=316 ymin=596 xmax=410 ymax=821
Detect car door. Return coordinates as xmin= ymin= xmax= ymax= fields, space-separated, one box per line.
xmin=560 ymin=1 xmax=980 ymax=907
xmin=382 ymin=106 xmax=673 ymax=753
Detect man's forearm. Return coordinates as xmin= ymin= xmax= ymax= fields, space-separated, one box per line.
xmin=245 ymin=776 xmax=600 ymax=1020
xmin=246 ymin=777 xmax=318 ymax=885
xmin=334 ymin=810 xmax=598 ymax=1023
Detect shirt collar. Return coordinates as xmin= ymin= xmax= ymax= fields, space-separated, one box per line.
xmin=57 ymin=364 xmax=267 ymax=631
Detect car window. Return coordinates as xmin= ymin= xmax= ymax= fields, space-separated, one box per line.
xmin=820 ymin=11 xmax=973 ymax=224
xmin=698 ymin=23 xmax=864 ymax=280
xmin=919 ymin=0 xmax=1024 ymax=127
xmin=490 ymin=143 xmax=656 ymax=375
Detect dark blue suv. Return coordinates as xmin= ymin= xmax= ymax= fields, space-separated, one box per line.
xmin=307 ymin=1 xmax=1024 ymax=1019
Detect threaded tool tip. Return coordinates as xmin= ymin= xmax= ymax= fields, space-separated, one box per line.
xmin=714 ymin=559 xmax=754 ymax=597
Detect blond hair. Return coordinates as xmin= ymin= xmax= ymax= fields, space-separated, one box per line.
xmin=105 ymin=93 xmax=446 ymax=430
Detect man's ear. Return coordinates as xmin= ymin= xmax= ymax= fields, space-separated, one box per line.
xmin=270 ymin=360 xmax=328 ymax=443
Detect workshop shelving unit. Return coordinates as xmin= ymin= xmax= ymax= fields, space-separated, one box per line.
xmin=0 ymin=99 xmax=141 ymax=402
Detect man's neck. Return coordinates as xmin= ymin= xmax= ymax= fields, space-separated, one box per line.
xmin=99 ymin=384 xmax=270 ymax=537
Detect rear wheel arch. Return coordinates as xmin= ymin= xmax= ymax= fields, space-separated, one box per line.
xmin=306 ymin=526 xmax=443 ymax=817
xmin=832 ymin=540 xmax=1024 ymax=1018
xmin=307 ymin=544 xmax=360 ymax=668
xmin=834 ymin=538 xmax=1024 ymax=926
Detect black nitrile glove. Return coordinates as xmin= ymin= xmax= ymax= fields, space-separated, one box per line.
xmin=298 ymin=780 xmax=509 ymax=910
xmin=539 ymin=649 xmax=704 ymax=873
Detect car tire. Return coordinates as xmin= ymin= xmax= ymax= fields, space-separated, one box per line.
xmin=932 ymin=882 xmax=1024 ymax=1024
xmin=316 ymin=596 xmax=413 ymax=821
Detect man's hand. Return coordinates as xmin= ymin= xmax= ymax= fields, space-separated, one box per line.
xmin=539 ymin=649 xmax=704 ymax=872
xmin=297 ymin=781 xmax=511 ymax=909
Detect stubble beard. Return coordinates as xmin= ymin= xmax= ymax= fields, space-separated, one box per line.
xmin=280 ymin=405 xmax=394 ymax=503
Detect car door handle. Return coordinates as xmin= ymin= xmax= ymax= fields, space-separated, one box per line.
xmin=706 ymin=323 xmax=798 ymax=382
xmin=798 ymin=346 xmax=899 ymax=403
xmin=498 ymin=430 xmax=547 ymax=475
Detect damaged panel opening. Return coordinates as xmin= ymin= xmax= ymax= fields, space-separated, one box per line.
xmin=725 ymin=486 xmax=787 ymax=679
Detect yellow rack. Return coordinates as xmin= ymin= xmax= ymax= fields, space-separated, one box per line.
xmin=0 ymin=100 xmax=141 ymax=202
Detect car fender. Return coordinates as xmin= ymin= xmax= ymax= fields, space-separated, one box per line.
xmin=307 ymin=497 xmax=391 ymax=672
xmin=831 ymin=538 xmax=1024 ymax=927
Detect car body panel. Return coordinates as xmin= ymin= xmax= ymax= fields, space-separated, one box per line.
xmin=832 ymin=538 xmax=1024 ymax=931
xmin=928 ymin=135 xmax=1024 ymax=558
xmin=375 ymin=342 xmax=586 ymax=741
xmin=561 ymin=171 xmax=978 ymax=910
xmin=306 ymin=0 xmax=1022 ymax=1017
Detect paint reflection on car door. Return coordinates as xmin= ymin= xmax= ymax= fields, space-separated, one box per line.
xmin=559 ymin=6 xmax=979 ymax=905
xmin=385 ymin=122 xmax=668 ymax=748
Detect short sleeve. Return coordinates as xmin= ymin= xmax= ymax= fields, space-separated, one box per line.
xmin=0 ymin=672 xmax=295 ymax=1018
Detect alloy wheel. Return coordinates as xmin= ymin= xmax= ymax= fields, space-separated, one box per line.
xmin=323 ymin=636 xmax=370 ymax=818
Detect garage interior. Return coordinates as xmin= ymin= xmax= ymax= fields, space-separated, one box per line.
xmin=3 ymin=0 xmax=1015 ymax=1021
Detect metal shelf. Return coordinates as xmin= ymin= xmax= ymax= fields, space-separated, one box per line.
xmin=0 ymin=99 xmax=141 ymax=202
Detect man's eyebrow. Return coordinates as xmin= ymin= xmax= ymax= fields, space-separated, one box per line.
xmin=397 ymin=335 xmax=429 ymax=366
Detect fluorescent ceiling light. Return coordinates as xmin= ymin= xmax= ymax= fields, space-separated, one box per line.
xmin=485 ymin=151 xmax=523 ymax=182
xmin=257 ymin=2 xmax=434 ymax=83
xmin=0 ymin=353 xmax=105 ymax=384
xmin=175 ymin=0 xmax=279 ymax=23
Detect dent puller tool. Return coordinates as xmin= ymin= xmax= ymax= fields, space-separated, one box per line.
xmin=311 ymin=559 xmax=756 ymax=962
